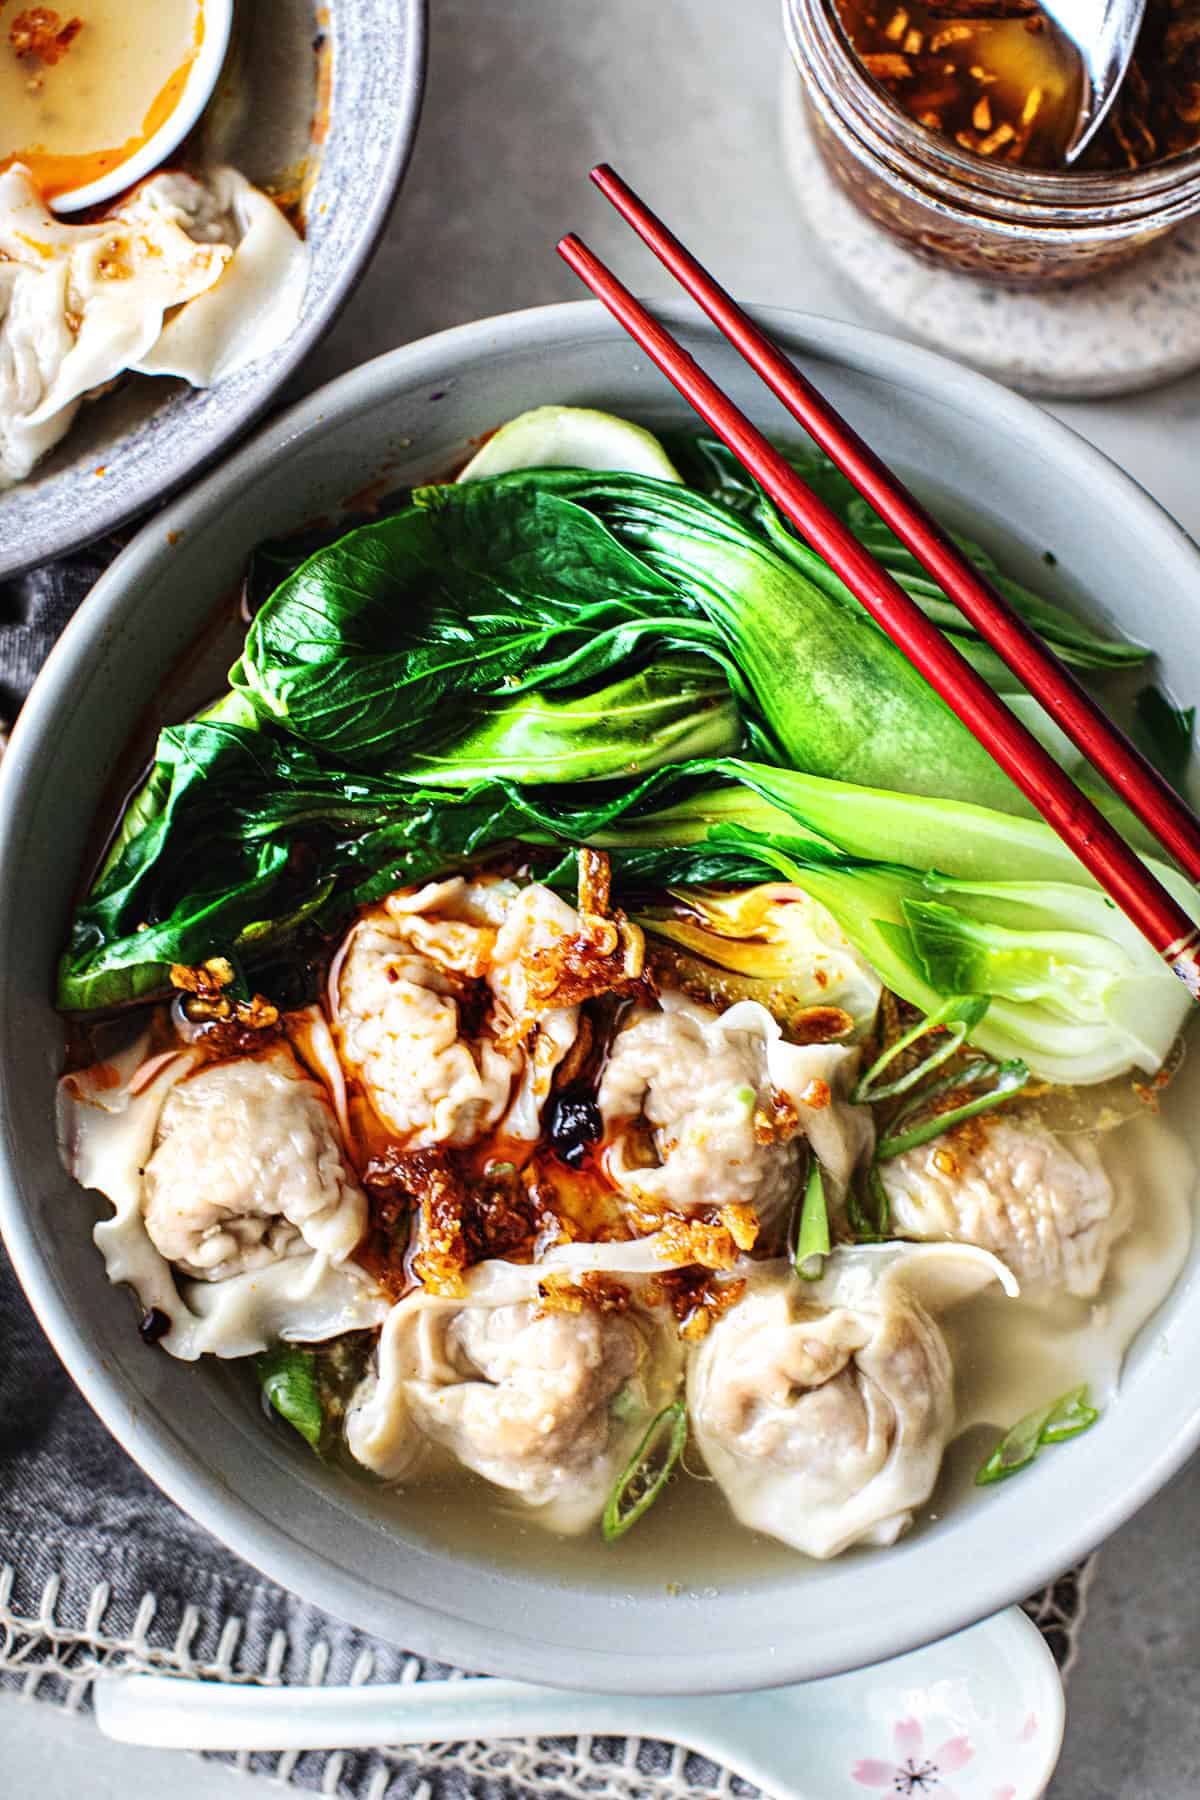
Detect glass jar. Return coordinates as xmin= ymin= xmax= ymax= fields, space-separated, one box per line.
xmin=782 ymin=0 xmax=1200 ymax=286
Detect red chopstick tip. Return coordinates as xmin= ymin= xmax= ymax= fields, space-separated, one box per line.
xmin=1168 ymin=931 xmax=1200 ymax=999
xmin=590 ymin=163 xmax=619 ymax=189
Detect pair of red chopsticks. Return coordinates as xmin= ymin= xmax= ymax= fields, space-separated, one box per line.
xmin=557 ymin=164 xmax=1200 ymax=1001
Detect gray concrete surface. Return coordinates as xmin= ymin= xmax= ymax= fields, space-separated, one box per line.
xmin=3 ymin=0 xmax=1199 ymax=1793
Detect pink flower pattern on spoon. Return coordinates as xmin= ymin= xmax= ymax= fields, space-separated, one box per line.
xmin=852 ymin=1717 xmax=974 ymax=1795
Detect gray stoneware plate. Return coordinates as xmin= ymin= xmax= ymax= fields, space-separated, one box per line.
xmin=0 ymin=0 xmax=427 ymax=580
xmin=2 ymin=302 xmax=1199 ymax=1693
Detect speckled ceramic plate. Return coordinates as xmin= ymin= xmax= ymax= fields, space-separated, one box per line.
xmin=0 ymin=0 xmax=427 ymax=580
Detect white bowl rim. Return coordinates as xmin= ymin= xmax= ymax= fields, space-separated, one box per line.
xmin=3 ymin=297 xmax=1200 ymax=1691
xmin=50 ymin=0 xmax=235 ymax=215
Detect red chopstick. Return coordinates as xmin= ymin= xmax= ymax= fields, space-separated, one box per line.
xmin=555 ymin=229 xmax=1200 ymax=1000
xmin=589 ymin=162 xmax=1200 ymax=890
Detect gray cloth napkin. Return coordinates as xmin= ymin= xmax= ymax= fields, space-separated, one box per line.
xmin=0 ymin=554 xmax=1092 ymax=1799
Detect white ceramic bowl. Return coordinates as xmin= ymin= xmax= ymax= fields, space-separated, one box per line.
xmin=51 ymin=0 xmax=235 ymax=214
xmin=1 ymin=302 xmax=1198 ymax=1693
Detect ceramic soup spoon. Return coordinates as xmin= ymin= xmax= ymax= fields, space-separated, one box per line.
xmin=94 ymin=1604 xmax=1065 ymax=1799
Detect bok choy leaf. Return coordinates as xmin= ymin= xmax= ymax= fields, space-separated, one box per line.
xmin=460 ymin=470 xmax=1142 ymax=820
xmin=230 ymin=481 xmax=729 ymax=766
xmin=666 ymin=432 xmax=1149 ymax=675
xmin=397 ymin=654 xmax=743 ymax=785
xmin=58 ymin=716 xmax=698 ymax=1010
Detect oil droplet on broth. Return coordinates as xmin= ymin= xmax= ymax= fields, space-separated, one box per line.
xmin=0 ymin=0 xmax=204 ymax=199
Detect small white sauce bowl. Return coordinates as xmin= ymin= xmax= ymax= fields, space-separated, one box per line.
xmin=51 ymin=0 xmax=234 ymax=215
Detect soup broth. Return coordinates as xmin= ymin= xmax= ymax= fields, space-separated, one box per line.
xmin=236 ymin=1085 xmax=1194 ymax=1590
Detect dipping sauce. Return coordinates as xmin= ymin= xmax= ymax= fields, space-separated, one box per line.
xmin=0 ymin=0 xmax=204 ymax=200
xmin=832 ymin=0 xmax=1200 ymax=171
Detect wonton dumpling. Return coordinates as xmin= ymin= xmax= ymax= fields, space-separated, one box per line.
xmin=333 ymin=887 xmax=518 ymax=1146
xmin=0 ymin=163 xmax=308 ymax=488
xmin=879 ymin=1115 xmax=1128 ymax=1300
xmin=0 ymin=164 xmax=229 ymax=485
xmin=346 ymin=1268 xmax=684 ymax=1533
xmin=598 ymin=995 xmax=872 ymax=1234
xmin=130 ymin=169 xmax=309 ymax=386
xmin=58 ymin=1038 xmax=384 ymax=1359
xmin=689 ymin=1251 xmax=1004 ymax=1558
xmin=488 ymin=882 xmax=582 ymax=1138
xmin=598 ymin=995 xmax=802 ymax=1226
xmin=333 ymin=878 xmax=585 ymax=1147
xmin=143 ymin=1047 xmax=366 ymax=1278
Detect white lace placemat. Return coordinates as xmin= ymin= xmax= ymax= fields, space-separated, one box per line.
xmin=0 ymin=1546 xmax=1096 ymax=1800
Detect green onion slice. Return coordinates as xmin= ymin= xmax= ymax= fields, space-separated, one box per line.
xmin=1041 ymin=1386 xmax=1101 ymax=1443
xmin=603 ymin=1399 xmax=688 ymax=1542
xmin=257 ymin=1345 xmax=324 ymax=1451
xmin=875 ymin=1056 xmax=1032 ymax=1161
xmin=794 ymin=1159 xmax=831 ymax=1279
xmin=845 ymin=1167 xmax=889 ymax=1244
xmin=844 ymin=1164 xmax=891 ymax=1242
xmin=975 ymin=1384 xmax=1099 ymax=1486
xmin=852 ymin=996 xmax=990 ymax=1105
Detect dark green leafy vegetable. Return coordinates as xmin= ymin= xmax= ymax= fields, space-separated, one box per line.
xmin=58 ymin=717 xmax=680 ymax=1010
xmin=1133 ymin=685 xmax=1196 ymax=792
xmin=398 ymin=654 xmax=744 ymax=786
xmin=476 ymin=469 xmax=1031 ymax=812
xmin=793 ymin=1158 xmax=830 ymax=1279
xmin=62 ymin=702 xmax=735 ymax=1009
xmin=257 ymin=1345 xmax=324 ymax=1450
xmin=230 ymin=481 xmax=730 ymax=766
xmin=602 ymin=1399 xmax=688 ymax=1542
xmin=667 ymin=432 xmax=1149 ymax=675
xmin=975 ymin=1385 xmax=1100 ymax=1485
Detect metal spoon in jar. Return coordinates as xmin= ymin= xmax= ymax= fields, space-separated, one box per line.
xmin=1041 ymin=0 xmax=1147 ymax=163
